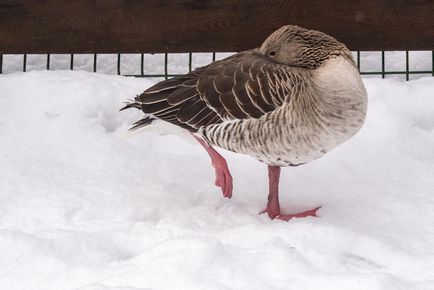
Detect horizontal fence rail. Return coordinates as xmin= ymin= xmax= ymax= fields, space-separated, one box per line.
xmin=0 ymin=0 xmax=433 ymax=54
xmin=1 ymin=51 xmax=433 ymax=81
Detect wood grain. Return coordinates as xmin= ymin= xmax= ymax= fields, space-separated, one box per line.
xmin=0 ymin=0 xmax=432 ymax=53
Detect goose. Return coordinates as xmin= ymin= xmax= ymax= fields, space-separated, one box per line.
xmin=121 ymin=25 xmax=367 ymax=221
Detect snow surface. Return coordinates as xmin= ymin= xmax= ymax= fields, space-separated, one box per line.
xmin=1 ymin=70 xmax=434 ymax=290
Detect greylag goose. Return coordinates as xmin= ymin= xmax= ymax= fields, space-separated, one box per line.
xmin=121 ymin=25 xmax=367 ymax=221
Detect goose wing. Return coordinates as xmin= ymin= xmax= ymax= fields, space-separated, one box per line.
xmin=128 ymin=49 xmax=300 ymax=132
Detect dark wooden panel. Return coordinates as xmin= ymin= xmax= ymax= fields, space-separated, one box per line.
xmin=0 ymin=0 xmax=433 ymax=53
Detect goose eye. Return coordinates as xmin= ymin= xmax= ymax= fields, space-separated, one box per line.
xmin=268 ymin=50 xmax=277 ymax=57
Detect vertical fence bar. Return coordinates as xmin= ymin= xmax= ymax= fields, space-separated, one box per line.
xmin=70 ymin=54 xmax=74 ymax=70
xmin=405 ymin=51 xmax=409 ymax=81
xmin=140 ymin=53 xmax=144 ymax=76
xmin=381 ymin=51 xmax=385 ymax=78
xmin=212 ymin=52 xmax=216 ymax=62
xmin=432 ymin=51 xmax=434 ymax=76
xmin=188 ymin=52 xmax=192 ymax=72
xmin=0 ymin=53 xmax=3 ymax=74
xmin=23 ymin=54 xmax=27 ymax=72
xmin=356 ymin=51 xmax=360 ymax=71
xmin=93 ymin=54 xmax=97 ymax=72
xmin=46 ymin=54 xmax=50 ymax=70
xmin=117 ymin=53 xmax=121 ymax=75
xmin=164 ymin=53 xmax=168 ymax=79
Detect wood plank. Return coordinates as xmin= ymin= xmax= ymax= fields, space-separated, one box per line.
xmin=0 ymin=0 xmax=433 ymax=53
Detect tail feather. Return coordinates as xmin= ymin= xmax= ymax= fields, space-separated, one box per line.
xmin=120 ymin=98 xmax=141 ymax=111
xmin=128 ymin=116 xmax=155 ymax=132
xmin=137 ymin=89 xmax=177 ymax=104
xmin=122 ymin=69 xmax=207 ymax=133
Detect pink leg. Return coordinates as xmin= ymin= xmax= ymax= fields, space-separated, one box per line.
xmin=260 ymin=165 xmax=320 ymax=221
xmin=194 ymin=136 xmax=233 ymax=199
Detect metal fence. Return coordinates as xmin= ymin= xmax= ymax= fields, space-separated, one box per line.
xmin=1 ymin=51 xmax=433 ymax=81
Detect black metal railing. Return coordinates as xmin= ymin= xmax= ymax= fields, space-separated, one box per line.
xmin=1 ymin=51 xmax=433 ymax=81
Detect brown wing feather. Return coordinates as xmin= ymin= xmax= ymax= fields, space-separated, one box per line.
xmin=124 ymin=49 xmax=299 ymax=132
xmin=197 ymin=49 xmax=295 ymax=120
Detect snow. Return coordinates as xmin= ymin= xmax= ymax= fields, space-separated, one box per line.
xmin=1 ymin=69 xmax=434 ymax=290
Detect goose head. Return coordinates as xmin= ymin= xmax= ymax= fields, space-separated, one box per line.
xmin=259 ymin=25 xmax=354 ymax=69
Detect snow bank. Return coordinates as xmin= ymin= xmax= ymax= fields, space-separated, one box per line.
xmin=0 ymin=71 xmax=434 ymax=290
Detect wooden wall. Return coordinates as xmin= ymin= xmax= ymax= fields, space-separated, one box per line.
xmin=0 ymin=0 xmax=433 ymax=53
